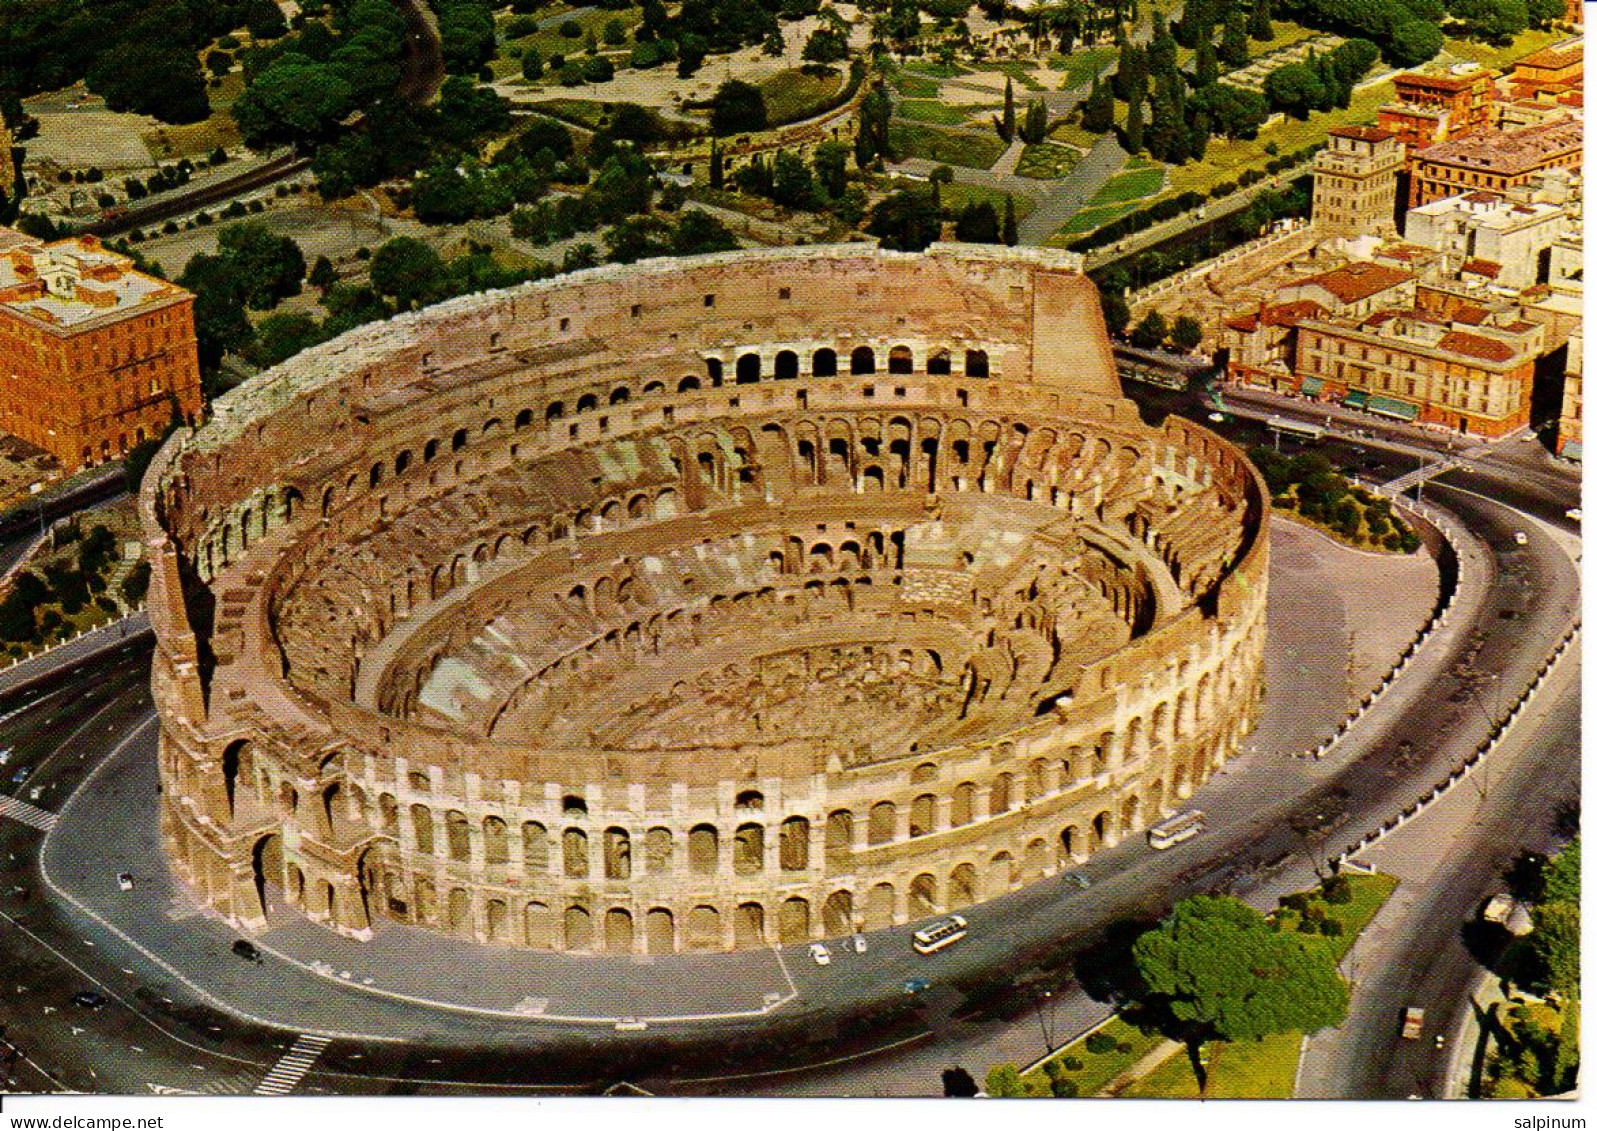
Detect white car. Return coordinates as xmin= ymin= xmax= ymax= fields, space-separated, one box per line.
xmin=1566 ymin=508 xmax=1582 ymax=522
xmin=0 ymin=748 xmax=10 ymax=765
xmin=614 ymin=1018 xmax=647 ymax=1032
xmin=116 ymin=873 xmax=134 ymax=892
xmin=1514 ymin=531 xmax=1529 ymax=545
xmin=852 ymin=934 xmax=868 ymax=954
xmin=808 ymin=942 xmax=832 ymax=966
xmin=1207 ymin=412 xmax=1226 ymax=423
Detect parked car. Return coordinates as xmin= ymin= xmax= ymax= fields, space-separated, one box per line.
xmin=10 ymin=766 xmax=28 ymax=784
xmin=0 ymin=747 xmax=12 ymax=765
xmin=71 ymin=991 xmax=107 ymax=1010
xmin=614 ymin=1018 xmax=648 ymax=1032
xmin=902 ymin=977 xmax=931 ymax=995
xmin=116 ymin=873 xmax=134 ymax=892
xmin=1514 ymin=531 xmax=1529 ymax=545
xmin=1401 ymin=1007 xmax=1425 ymax=1039
xmin=852 ymin=934 xmax=868 ymax=954
xmin=231 ymin=939 xmax=263 ymax=964
xmin=807 ymin=942 xmax=832 ymax=967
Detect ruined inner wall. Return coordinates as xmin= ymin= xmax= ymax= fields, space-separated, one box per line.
xmin=141 ymin=245 xmax=1268 ymax=954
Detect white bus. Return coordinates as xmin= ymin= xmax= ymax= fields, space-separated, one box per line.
xmin=912 ymin=914 xmax=969 ymax=955
xmin=1147 ymin=810 xmax=1206 ymax=849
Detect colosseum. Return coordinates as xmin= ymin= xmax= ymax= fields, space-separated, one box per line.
xmin=140 ymin=244 xmax=1269 ymax=957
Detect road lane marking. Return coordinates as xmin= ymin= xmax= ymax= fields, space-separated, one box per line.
xmin=0 ymin=792 xmax=57 ymax=831
xmin=253 ymin=1034 xmax=331 ymax=1095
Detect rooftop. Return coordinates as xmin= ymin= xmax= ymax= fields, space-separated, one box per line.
xmin=1291 ymin=261 xmax=1414 ymax=304
xmin=1514 ymin=41 xmax=1584 ymax=72
xmin=0 ymin=227 xmax=188 ymax=330
xmin=1327 ymin=125 xmax=1397 ymax=143
xmin=1416 ymin=118 xmax=1583 ymax=175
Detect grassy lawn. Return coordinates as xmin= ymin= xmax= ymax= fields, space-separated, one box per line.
xmin=1442 ymin=26 xmax=1566 ymax=69
xmin=888 ymin=120 xmax=1007 ymax=168
xmin=1047 ymin=119 xmax=1106 ymax=150
xmin=1049 ymin=46 xmax=1116 ymax=89
xmin=1023 ymin=1016 xmax=1169 ymax=1096
xmin=760 ymin=66 xmax=850 ymax=125
xmin=891 ymin=71 xmax=943 ymax=98
xmin=1121 ymin=1031 xmax=1303 ymax=1098
xmin=1160 ymin=77 xmax=1395 ymax=198
xmin=145 ymin=73 xmax=245 ymax=159
xmin=1052 ymin=200 xmax=1137 ymax=237
xmin=498 ymin=6 xmax=641 ymax=78
xmin=1015 ymin=141 xmax=1085 ymax=179
xmin=525 ymin=97 xmax=612 ymax=130
xmin=939 ymin=179 xmax=1035 ymax=220
xmin=1274 ymin=873 xmax=1401 ymax=961
xmin=898 ymin=98 xmax=979 ymax=125
xmin=985 ymin=60 xmax=1047 ymax=90
xmin=1092 ymin=165 xmax=1166 ymax=202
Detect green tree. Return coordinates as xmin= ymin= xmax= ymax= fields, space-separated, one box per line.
xmin=812 ymin=140 xmax=849 ymax=199
xmin=603 ymin=18 xmax=629 ymax=44
xmin=1002 ymin=194 xmax=1018 ymax=245
xmin=1133 ymin=896 xmax=1350 ymax=1062
xmin=1019 ymin=98 xmax=1048 ymax=144
xmin=1170 ymin=314 xmax=1204 ymax=351
xmin=216 ymin=221 xmax=306 ymax=309
xmin=232 ymin=60 xmax=354 ymax=147
xmin=1219 ymin=8 xmax=1250 ymax=66
xmin=1533 ymin=901 xmax=1580 ymax=999
xmin=521 ymin=46 xmax=545 ymax=80
xmin=709 ymin=140 xmax=725 ymax=189
xmin=1101 ymin=288 xmax=1131 ymax=336
xmin=771 ymin=150 xmax=818 ymax=209
xmin=1525 ymin=0 xmax=1563 ymax=24
xmin=177 ymin=254 xmax=253 ymax=368
xmin=1263 ymin=62 xmax=1327 ymax=117
xmin=1194 ymin=33 xmax=1218 ymax=86
xmin=802 ymin=26 xmax=850 ymax=65
xmin=1123 ymin=86 xmax=1144 ymax=152
xmin=249 ymin=311 xmax=328 ymax=366
xmin=1081 ymin=77 xmax=1115 ymax=133
xmin=998 ymin=76 xmax=1016 ymax=142
xmin=246 ymin=0 xmax=290 ymax=39
xmin=85 ymin=43 xmax=210 ymax=124
xmin=866 ymin=189 xmax=941 ymax=251
xmin=308 ymin=255 xmax=339 ymax=291
xmin=1250 ymin=0 xmax=1275 ymax=41
xmin=984 ymin=1064 xmax=1028 ymax=1097
xmin=954 ymin=200 xmax=1000 ymax=242
xmin=370 ymin=236 xmax=444 ymax=310
xmin=671 ymin=209 xmax=740 ymax=254
xmin=1385 ymin=17 xmax=1443 ymax=66
xmin=711 ymin=79 xmax=768 ymax=135
xmin=1130 ymin=310 xmax=1167 ymax=348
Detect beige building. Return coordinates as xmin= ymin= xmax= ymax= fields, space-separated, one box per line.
xmin=1293 ymin=309 xmax=1542 ymax=435
xmin=1275 ymin=260 xmax=1417 ymax=319
xmin=1313 ymin=126 xmax=1406 ymax=239
xmin=1408 ymin=117 xmax=1583 ymax=208
xmin=1557 ymin=329 xmax=1581 ymax=459
xmin=1404 ymin=190 xmax=1568 ymax=288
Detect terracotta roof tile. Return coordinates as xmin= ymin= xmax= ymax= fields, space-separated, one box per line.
xmin=1294 ymin=261 xmax=1414 ymax=304
xmin=1438 ymin=330 xmax=1516 ymax=362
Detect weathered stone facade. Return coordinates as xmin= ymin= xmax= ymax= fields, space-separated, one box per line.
xmin=141 ymin=245 xmax=1269 ymax=955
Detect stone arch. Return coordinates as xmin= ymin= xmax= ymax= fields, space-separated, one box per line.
xmin=949 ymin=862 xmax=977 ymax=908
xmin=775 ymin=350 xmax=799 ymax=380
xmin=688 ymin=824 xmax=719 ymax=873
xmin=867 ymin=800 xmax=896 ymax=845
xmin=850 ymin=346 xmax=876 ymax=375
xmin=779 ymin=816 xmax=810 ymax=870
xmin=486 ymin=899 xmax=509 ymax=942
xmin=990 ymin=773 xmax=1014 ymax=814
xmin=410 ymin=804 xmax=434 ymax=855
xmin=927 ymin=348 xmax=951 ymax=375
xmin=251 ymin=832 xmax=284 ymax=920
xmin=822 ymin=890 xmax=854 ymax=936
xmin=825 ymin=809 xmax=853 ymax=866
xmin=864 ymin=882 xmax=895 ymax=930
xmin=888 ymin=345 xmax=914 ymax=374
xmin=563 ymin=827 xmax=589 ymax=877
xmin=604 ymin=827 xmax=632 ymax=880
xmin=951 ymin=781 xmax=977 ymax=826
xmin=736 ymin=353 xmax=762 ymax=384
xmin=686 ymin=904 xmax=721 ymax=950
xmin=577 ymin=392 xmax=599 ymax=413
xmin=779 ymin=897 xmax=811 ymax=943
xmin=735 ymin=901 xmax=767 ymax=947
xmin=605 ymin=907 xmax=634 ymax=952
xmin=1060 ymin=824 xmax=1081 ymax=862
xmin=564 ymin=904 xmax=594 ymax=950
xmin=909 ymin=793 xmax=936 ymax=838
xmin=447 ymin=888 xmax=470 ymax=933
xmin=221 ymin=738 xmax=253 ymax=817
xmin=445 ymin=810 xmax=471 ymax=861
xmin=645 ymin=826 xmax=673 ymax=874
xmin=522 ymin=822 xmax=549 ymax=870
xmin=1091 ymin=810 xmax=1111 ymax=848
xmin=523 ymin=901 xmax=554 ymax=947
xmin=733 ymin=822 xmax=765 ymax=875
xmin=965 ymin=349 xmax=989 ymax=377
xmin=909 ymin=873 xmax=938 ymax=917
xmin=812 ymin=347 xmax=837 ymax=377
xmin=1024 ymin=836 xmax=1049 ymax=880
xmin=645 ymin=907 xmax=676 ymax=954
xmin=1121 ymin=793 xmax=1142 ymax=834
xmin=987 ymin=850 xmax=1015 ymax=893
xmin=483 ymin=815 xmax=508 ymax=864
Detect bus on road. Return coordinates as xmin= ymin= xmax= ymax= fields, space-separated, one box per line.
xmin=1147 ymin=810 xmax=1206 ymax=850
xmin=912 ymin=914 xmax=969 ymax=955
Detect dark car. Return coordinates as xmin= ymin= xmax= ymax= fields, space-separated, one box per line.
xmin=902 ymin=977 xmax=931 ymax=995
xmin=71 ymin=991 xmax=107 ymax=1010
xmin=231 ymin=939 xmax=263 ymax=964
xmin=10 ymin=766 xmax=28 ymax=784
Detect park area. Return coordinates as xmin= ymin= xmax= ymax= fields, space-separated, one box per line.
xmin=991 ymin=873 xmax=1400 ymax=1098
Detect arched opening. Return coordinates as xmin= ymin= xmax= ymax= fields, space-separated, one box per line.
xmin=812 ymin=348 xmax=838 ymax=377
xmin=867 ymin=800 xmax=896 ymax=845
xmin=609 ymin=386 xmax=630 ymax=405
xmin=965 ymin=349 xmax=989 ymax=377
xmin=735 ymin=902 xmax=766 ymax=947
xmin=483 ymin=816 xmax=508 ymax=864
xmin=778 ymin=897 xmax=810 ymax=944
xmin=779 ymin=816 xmax=810 ymax=871
xmin=524 ymin=902 xmax=554 ymax=947
xmin=686 ymin=904 xmax=721 ymax=950
xmin=909 ymin=873 xmax=938 ymax=917
xmin=949 ymin=863 xmax=977 ymax=908
xmin=645 ymin=907 xmax=676 ymax=954
xmin=850 ymin=346 xmax=876 ymax=375
xmin=604 ymin=827 xmax=632 ymax=879
xmin=705 ymin=358 xmax=724 ymax=386
xmin=222 ymin=739 xmax=251 ymax=817
xmin=445 ymin=811 xmax=470 ymax=861
xmin=888 ymin=345 xmax=913 ymax=374
xmin=688 ymin=824 xmax=719 ymax=874
xmin=522 ymin=822 xmax=549 ymax=871
xmin=822 ymin=890 xmax=854 ymax=936
xmin=774 ymin=350 xmax=799 ymax=380
xmin=451 ymin=428 xmax=468 ymax=451
xmin=546 ymin=402 xmax=566 ymax=421
xmin=864 ymin=882 xmax=895 ymax=930
xmin=678 ymin=376 xmax=700 ymax=392
xmin=605 ymin=907 xmax=634 ymax=952
xmin=563 ymin=827 xmax=589 ymax=877
xmin=733 ymin=823 xmax=765 ymax=875
xmin=410 ymin=804 xmax=434 ymax=855
xmin=909 ymin=794 xmax=936 ymax=838
xmin=251 ymin=833 xmax=283 ymax=920
xmin=564 ymin=904 xmax=594 ymax=950
xmin=825 ymin=810 xmax=853 ymax=866
xmin=577 ymin=393 xmax=598 ymax=413
xmin=736 ymin=354 xmax=762 ymax=384
xmin=927 ymin=349 xmax=952 ymax=375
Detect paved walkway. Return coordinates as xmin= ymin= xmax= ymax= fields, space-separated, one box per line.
xmin=1016 ymin=131 xmax=1127 ymax=245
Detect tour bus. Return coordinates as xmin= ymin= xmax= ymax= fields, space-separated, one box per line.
xmin=1147 ymin=810 xmax=1206 ymax=850
xmin=912 ymin=914 xmax=970 ymax=955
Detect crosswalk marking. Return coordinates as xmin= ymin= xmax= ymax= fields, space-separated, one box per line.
xmin=0 ymin=793 xmax=56 ymax=831
xmin=253 ymin=1034 xmax=331 ymax=1096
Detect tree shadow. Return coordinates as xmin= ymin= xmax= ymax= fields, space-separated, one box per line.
xmin=1074 ymin=916 xmax=1158 ymax=1004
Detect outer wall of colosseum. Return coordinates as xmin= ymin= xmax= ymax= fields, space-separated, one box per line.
xmin=140 ymin=244 xmax=1269 ymax=957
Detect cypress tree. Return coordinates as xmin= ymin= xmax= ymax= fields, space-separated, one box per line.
xmin=1002 ymin=194 xmax=1018 ymax=245
xmin=1194 ymin=33 xmax=1218 ymax=86
xmin=1219 ymin=9 xmax=1250 ymax=67
xmin=709 ymin=141 xmax=724 ymax=189
xmin=1124 ymin=86 xmax=1144 ymax=153
xmin=1082 ymin=77 xmax=1115 ymax=133
xmin=1000 ymin=77 xmax=1016 ymax=142
xmin=1250 ymin=0 xmax=1275 ymax=41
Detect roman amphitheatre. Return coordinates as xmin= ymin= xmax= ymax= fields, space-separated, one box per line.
xmin=141 ymin=243 xmax=1269 ymax=958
